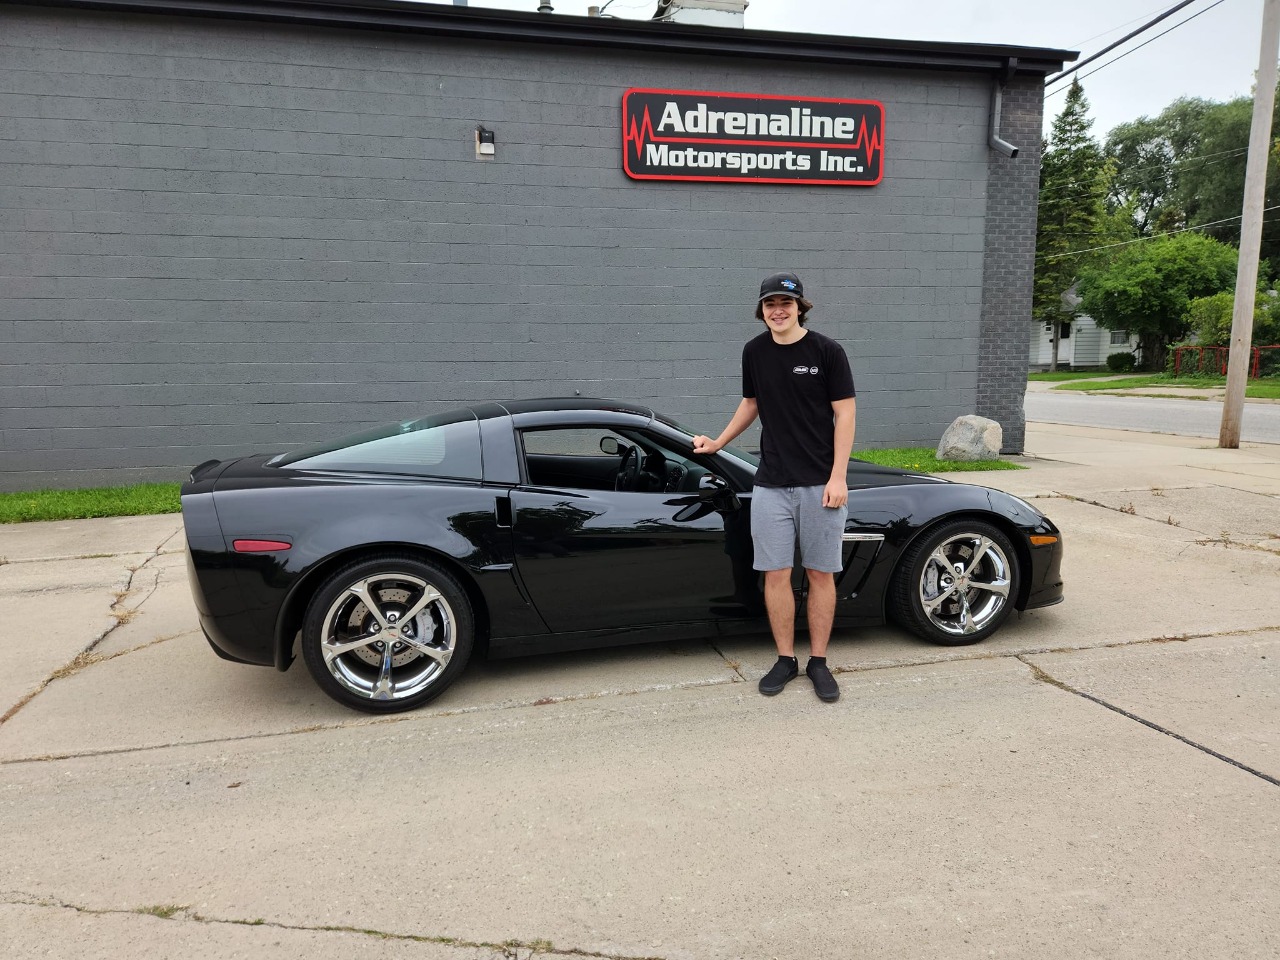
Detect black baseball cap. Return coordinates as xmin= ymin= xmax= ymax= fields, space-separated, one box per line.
xmin=757 ymin=272 xmax=804 ymax=302
xmin=756 ymin=272 xmax=813 ymax=313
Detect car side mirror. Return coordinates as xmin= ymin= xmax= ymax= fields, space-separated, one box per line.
xmin=698 ymin=474 xmax=741 ymax=512
xmin=600 ymin=437 xmax=621 ymax=456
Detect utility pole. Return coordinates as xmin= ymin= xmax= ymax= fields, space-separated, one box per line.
xmin=1221 ymin=0 xmax=1280 ymax=448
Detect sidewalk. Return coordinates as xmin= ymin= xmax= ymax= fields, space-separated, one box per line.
xmin=1 ymin=423 xmax=1277 ymax=960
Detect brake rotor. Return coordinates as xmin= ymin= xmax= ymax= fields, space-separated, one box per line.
xmin=346 ymin=586 xmax=432 ymax=667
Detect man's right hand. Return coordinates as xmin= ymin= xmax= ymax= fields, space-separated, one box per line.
xmin=692 ymin=435 xmax=721 ymax=455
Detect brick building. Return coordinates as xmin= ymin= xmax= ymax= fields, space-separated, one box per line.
xmin=0 ymin=0 xmax=1071 ymax=490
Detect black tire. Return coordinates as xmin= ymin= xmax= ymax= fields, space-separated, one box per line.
xmin=301 ymin=554 xmax=474 ymax=713
xmin=888 ymin=519 xmax=1019 ymax=646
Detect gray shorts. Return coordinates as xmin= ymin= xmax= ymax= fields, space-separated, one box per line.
xmin=750 ymin=484 xmax=847 ymax=573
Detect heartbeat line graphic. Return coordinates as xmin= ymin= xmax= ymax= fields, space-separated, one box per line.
xmin=625 ymin=106 xmax=657 ymax=162
xmin=853 ymin=116 xmax=883 ymax=168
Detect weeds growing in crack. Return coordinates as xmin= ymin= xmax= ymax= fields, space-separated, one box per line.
xmin=138 ymin=904 xmax=187 ymax=919
xmin=1151 ymin=486 xmax=1164 ymax=497
xmin=47 ymin=652 xmax=100 ymax=682
xmin=1119 ymin=502 xmax=1136 ymax=514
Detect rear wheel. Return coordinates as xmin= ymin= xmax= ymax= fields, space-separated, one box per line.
xmin=889 ymin=520 xmax=1018 ymax=646
xmin=301 ymin=555 xmax=473 ymax=713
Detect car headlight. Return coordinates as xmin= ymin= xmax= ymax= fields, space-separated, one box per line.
xmin=1008 ymin=494 xmax=1046 ymax=519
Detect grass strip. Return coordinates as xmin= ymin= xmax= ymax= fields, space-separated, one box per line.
xmin=1051 ymin=374 xmax=1280 ymax=398
xmin=854 ymin=447 xmax=1023 ymax=473
xmin=1027 ymin=370 xmax=1120 ymax=381
xmin=0 ymin=483 xmax=181 ymax=524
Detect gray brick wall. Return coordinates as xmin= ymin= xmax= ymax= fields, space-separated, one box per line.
xmin=0 ymin=6 xmax=1035 ymax=489
xmin=976 ymin=76 xmax=1044 ymax=453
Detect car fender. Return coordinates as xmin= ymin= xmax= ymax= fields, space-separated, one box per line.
xmin=843 ymin=481 xmax=1057 ymax=620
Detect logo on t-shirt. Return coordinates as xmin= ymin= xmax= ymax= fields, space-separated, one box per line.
xmin=793 ymin=365 xmax=820 ymax=375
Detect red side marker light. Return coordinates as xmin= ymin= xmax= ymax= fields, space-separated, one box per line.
xmin=233 ymin=539 xmax=292 ymax=553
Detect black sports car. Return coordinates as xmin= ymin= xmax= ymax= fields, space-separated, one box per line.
xmin=182 ymin=399 xmax=1063 ymax=713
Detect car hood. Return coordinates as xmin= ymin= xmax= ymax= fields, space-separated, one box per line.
xmin=844 ymin=459 xmax=950 ymax=491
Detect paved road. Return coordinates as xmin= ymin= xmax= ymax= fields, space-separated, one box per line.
xmin=4 ymin=427 xmax=1280 ymax=959
xmin=1025 ymin=390 xmax=1280 ymax=444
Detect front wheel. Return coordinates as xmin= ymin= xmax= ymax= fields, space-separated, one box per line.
xmin=889 ymin=520 xmax=1018 ymax=646
xmin=301 ymin=555 xmax=473 ymax=713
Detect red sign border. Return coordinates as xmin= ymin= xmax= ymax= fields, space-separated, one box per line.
xmin=622 ymin=86 xmax=886 ymax=187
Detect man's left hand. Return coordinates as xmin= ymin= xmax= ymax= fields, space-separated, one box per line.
xmin=823 ymin=478 xmax=848 ymax=509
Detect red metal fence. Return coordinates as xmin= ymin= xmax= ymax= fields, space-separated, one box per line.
xmin=1173 ymin=345 xmax=1280 ymax=379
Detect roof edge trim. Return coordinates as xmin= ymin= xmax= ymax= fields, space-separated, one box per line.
xmin=22 ymin=0 xmax=1077 ymax=75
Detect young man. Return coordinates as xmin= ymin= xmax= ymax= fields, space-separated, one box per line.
xmin=692 ymin=272 xmax=856 ymax=702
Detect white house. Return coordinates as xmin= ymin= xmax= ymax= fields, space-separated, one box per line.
xmin=1030 ymin=286 xmax=1140 ymax=369
xmin=1029 ymin=314 xmax=1140 ymax=368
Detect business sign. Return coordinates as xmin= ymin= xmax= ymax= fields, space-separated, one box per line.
xmin=622 ymin=87 xmax=884 ymax=186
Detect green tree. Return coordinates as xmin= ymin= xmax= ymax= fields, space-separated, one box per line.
xmin=1104 ymin=97 xmax=1213 ymax=236
xmin=1184 ymin=290 xmax=1280 ymax=346
xmin=1173 ymin=84 xmax=1280 ymax=263
xmin=1076 ymin=232 xmax=1238 ymax=370
xmin=1035 ymin=80 xmax=1114 ymax=370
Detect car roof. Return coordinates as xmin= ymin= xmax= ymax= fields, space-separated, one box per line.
xmin=484 ymin=398 xmax=656 ymax=419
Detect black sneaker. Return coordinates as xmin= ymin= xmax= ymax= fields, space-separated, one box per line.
xmin=758 ymin=656 xmax=799 ymax=696
xmin=806 ymin=658 xmax=840 ymax=702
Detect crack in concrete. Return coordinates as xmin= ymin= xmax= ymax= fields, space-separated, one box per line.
xmin=707 ymin=640 xmax=748 ymax=681
xmin=1048 ymin=492 xmax=1280 ymax=555
xmin=4 ymin=624 xmax=1276 ymax=767
xmin=0 ymin=892 xmax=668 ymax=960
xmin=2 ymin=551 xmax=147 ymax=564
xmin=1016 ymin=656 xmax=1280 ymax=789
xmin=0 ymin=529 xmax=178 ymax=727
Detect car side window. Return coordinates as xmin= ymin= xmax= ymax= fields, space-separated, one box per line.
xmin=519 ymin=427 xmax=707 ymax=494
xmin=275 ymin=414 xmax=482 ymax=479
xmin=519 ymin=428 xmax=630 ymax=491
xmin=521 ymin=428 xmax=630 ymax=457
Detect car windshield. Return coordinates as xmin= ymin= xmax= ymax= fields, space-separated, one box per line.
xmin=656 ymin=412 xmax=760 ymax=469
xmin=272 ymin=410 xmax=482 ymax=479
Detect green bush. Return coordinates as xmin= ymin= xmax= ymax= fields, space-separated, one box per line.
xmin=1106 ymin=351 xmax=1137 ymax=372
xmin=1184 ymin=290 xmax=1280 ymax=346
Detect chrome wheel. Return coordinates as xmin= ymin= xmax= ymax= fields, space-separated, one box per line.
xmin=889 ymin=520 xmax=1019 ymax=647
xmin=918 ymin=533 xmax=1012 ymax=637
xmin=302 ymin=556 xmax=473 ymax=712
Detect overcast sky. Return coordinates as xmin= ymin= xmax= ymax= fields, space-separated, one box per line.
xmin=455 ymin=0 xmax=1265 ymax=140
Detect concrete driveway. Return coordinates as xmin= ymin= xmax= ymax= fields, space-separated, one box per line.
xmin=2 ymin=422 xmax=1278 ymax=960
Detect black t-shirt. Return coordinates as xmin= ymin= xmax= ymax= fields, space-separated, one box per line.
xmin=742 ymin=329 xmax=855 ymax=488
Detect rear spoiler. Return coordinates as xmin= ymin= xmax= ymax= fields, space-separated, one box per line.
xmin=189 ymin=459 xmax=222 ymax=483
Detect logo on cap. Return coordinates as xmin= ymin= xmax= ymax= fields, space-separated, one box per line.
xmin=781 ymin=279 xmax=797 ymax=290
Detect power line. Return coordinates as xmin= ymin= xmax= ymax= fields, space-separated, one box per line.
xmin=1069 ymin=2 xmax=1174 ymax=49
xmin=1045 ymin=0 xmax=1203 ymax=87
xmin=1035 ymin=205 xmax=1280 ymax=262
xmin=1046 ymin=0 xmax=1231 ymax=97
xmin=1040 ymin=146 xmax=1249 ymax=198
xmin=1037 ymin=148 xmax=1251 ymax=208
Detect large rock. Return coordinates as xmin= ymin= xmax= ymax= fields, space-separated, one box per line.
xmin=937 ymin=415 xmax=1003 ymax=461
